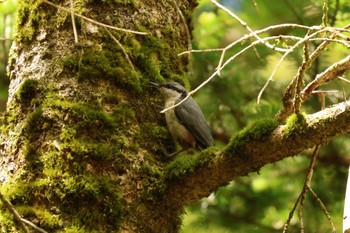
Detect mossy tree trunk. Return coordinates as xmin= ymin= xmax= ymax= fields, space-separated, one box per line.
xmin=2 ymin=1 xmax=350 ymax=233
xmin=0 ymin=0 xmax=196 ymax=232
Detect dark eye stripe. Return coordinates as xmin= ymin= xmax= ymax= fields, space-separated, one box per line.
xmin=162 ymin=84 xmax=187 ymax=96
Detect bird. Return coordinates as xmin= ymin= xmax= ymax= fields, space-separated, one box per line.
xmin=151 ymin=81 xmax=214 ymax=155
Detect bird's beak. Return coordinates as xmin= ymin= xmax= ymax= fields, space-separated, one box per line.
xmin=149 ymin=82 xmax=160 ymax=87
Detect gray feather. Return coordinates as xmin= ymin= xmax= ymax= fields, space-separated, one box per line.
xmin=175 ymin=97 xmax=214 ymax=149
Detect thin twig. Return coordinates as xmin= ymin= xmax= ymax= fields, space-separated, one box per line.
xmin=42 ymin=0 xmax=147 ymax=35
xmin=283 ymin=191 xmax=303 ymax=233
xmin=283 ymin=145 xmax=320 ymax=232
xmin=210 ymin=0 xmax=287 ymax=53
xmin=0 ymin=192 xmax=49 ymax=233
xmin=313 ymin=90 xmax=339 ymax=110
xmin=70 ymin=0 xmax=78 ymax=43
xmin=338 ymin=76 xmax=350 ymax=84
xmin=276 ymin=25 xmax=349 ymax=121
xmin=308 ymin=187 xmax=336 ymax=233
xmin=104 ymin=28 xmax=135 ymax=71
xmin=21 ymin=218 xmax=48 ymax=233
xmin=0 ymin=192 xmax=30 ymax=233
xmin=257 ymin=27 xmax=330 ymax=104
xmin=293 ymin=40 xmax=310 ymax=114
xmin=163 ymin=34 xmax=349 ymax=114
xmin=322 ymin=0 xmax=329 ymax=26
xmin=178 ymin=24 xmax=320 ymax=57
xmin=302 ymin=54 xmax=350 ymax=100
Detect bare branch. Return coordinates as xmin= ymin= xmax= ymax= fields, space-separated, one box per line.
xmin=178 ymin=24 xmax=322 ymax=57
xmin=338 ymin=76 xmax=350 ymax=84
xmin=21 ymin=218 xmax=49 ymax=233
xmin=302 ymin=55 xmax=350 ymax=100
xmin=308 ymin=187 xmax=336 ymax=232
xmin=257 ymin=27 xmax=330 ymax=104
xmin=210 ymin=0 xmax=288 ymax=53
xmin=70 ymin=0 xmax=78 ymax=43
xmin=163 ymin=34 xmax=349 ymax=114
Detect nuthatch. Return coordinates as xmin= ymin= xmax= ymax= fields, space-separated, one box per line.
xmin=151 ymin=81 xmax=214 ymax=154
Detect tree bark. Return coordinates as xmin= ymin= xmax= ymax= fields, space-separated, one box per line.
xmin=1 ymin=1 xmax=350 ymax=233
xmin=1 ymin=0 xmax=196 ymax=232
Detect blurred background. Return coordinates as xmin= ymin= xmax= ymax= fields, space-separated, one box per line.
xmin=0 ymin=0 xmax=15 ymax=110
xmin=184 ymin=0 xmax=350 ymax=232
xmin=1 ymin=0 xmax=350 ymax=232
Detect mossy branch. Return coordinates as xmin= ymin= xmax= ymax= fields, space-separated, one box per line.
xmin=165 ymin=101 xmax=350 ymax=206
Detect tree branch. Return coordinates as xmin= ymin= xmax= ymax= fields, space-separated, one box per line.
xmin=165 ymin=101 xmax=350 ymax=206
xmin=302 ymin=55 xmax=350 ymax=100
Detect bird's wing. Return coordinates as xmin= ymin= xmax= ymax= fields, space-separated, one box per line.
xmin=175 ymin=97 xmax=214 ymax=149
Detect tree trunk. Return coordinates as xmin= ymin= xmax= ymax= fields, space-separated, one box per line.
xmin=2 ymin=1 xmax=350 ymax=233
xmin=0 ymin=0 xmax=196 ymax=232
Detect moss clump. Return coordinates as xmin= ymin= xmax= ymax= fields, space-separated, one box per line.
xmin=140 ymin=164 xmax=166 ymax=201
xmin=23 ymin=143 xmax=44 ymax=172
xmin=24 ymin=106 xmax=44 ymax=142
xmin=165 ymin=147 xmax=216 ymax=180
xmin=63 ymin=47 xmax=141 ymax=91
xmin=111 ymin=104 xmax=136 ymax=125
xmin=71 ymin=103 xmax=115 ymax=129
xmin=283 ymin=113 xmax=307 ymax=136
xmin=15 ymin=0 xmax=49 ymax=43
xmin=226 ymin=119 xmax=279 ymax=156
xmin=138 ymin=122 xmax=173 ymax=156
xmin=16 ymin=78 xmax=40 ymax=105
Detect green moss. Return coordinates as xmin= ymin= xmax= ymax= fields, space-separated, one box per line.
xmin=17 ymin=206 xmax=64 ymax=229
xmin=225 ymin=119 xmax=279 ymax=156
xmin=283 ymin=113 xmax=307 ymax=136
xmin=166 ymin=147 xmax=216 ymax=180
xmin=138 ymin=123 xmax=173 ymax=154
xmin=15 ymin=0 xmax=47 ymax=43
xmin=25 ymin=106 xmax=44 ymax=141
xmin=16 ymin=78 xmax=40 ymax=105
xmin=71 ymin=103 xmax=115 ymax=128
xmin=111 ymin=104 xmax=136 ymax=125
xmin=0 ymin=209 xmax=17 ymax=232
xmin=58 ymin=226 xmax=86 ymax=233
xmin=140 ymin=164 xmax=166 ymax=201
xmin=23 ymin=143 xmax=44 ymax=172
xmin=64 ymin=47 xmax=141 ymax=91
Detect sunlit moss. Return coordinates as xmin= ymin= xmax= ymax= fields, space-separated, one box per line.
xmin=283 ymin=113 xmax=307 ymax=137
xmin=225 ymin=119 xmax=279 ymax=156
